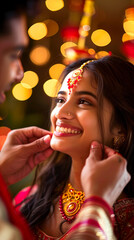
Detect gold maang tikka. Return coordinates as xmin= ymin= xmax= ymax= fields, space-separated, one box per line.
xmin=67 ymin=60 xmax=94 ymax=95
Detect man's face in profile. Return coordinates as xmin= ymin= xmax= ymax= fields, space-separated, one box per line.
xmin=0 ymin=15 xmax=29 ymax=103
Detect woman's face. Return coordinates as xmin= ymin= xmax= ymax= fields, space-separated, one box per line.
xmin=50 ymin=69 xmax=117 ymax=160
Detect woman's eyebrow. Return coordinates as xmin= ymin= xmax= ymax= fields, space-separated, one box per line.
xmin=57 ymin=90 xmax=97 ymax=99
xmin=75 ymin=91 xmax=97 ymax=99
xmin=57 ymin=91 xmax=66 ymax=95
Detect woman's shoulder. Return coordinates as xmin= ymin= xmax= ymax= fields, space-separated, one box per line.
xmin=114 ymin=197 xmax=134 ymax=240
xmin=13 ymin=185 xmax=37 ymax=211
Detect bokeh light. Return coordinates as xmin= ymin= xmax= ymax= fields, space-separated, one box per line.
xmin=43 ymin=79 xmax=61 ymax=97
xmin=88 ymin=48 xmax=96 ymax=56
xmin=21 ymin=71 xmax=39 ymax=89
xmin=44 ymin=19 xmax=59 ymax=37
xmin=12 ymin=83 xmax=32 ymax=101
xmin=122 ymin=33 xmax=134 ymax=42
xmin=60 ymin=42 xmax=77 ymax=57
xmin=45 ymin=0 xmax=64 ymax=11
xmin=0 ymin=126 xmax=11 ymax=150
xmin=28 ymin=22 xmax=47 ymax=40
xmin=30 ymin=46 xmax=50 ymax=65
xmin=49 ymin=64 xmax=65 ymax=79
xmin=95 ymin=51 xmax=109 ymax=59
xmin=125 ymin=7 xmax=134 ymax=20
xmin=91 ymin=29 xmax=111 ymax=47
xmin=123 ymin=19 xmax=134 ymax=36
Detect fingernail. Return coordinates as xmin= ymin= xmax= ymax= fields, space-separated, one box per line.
xmin=90 ymin=141 xmax=101 ymax=149
xmin=44 ymin=135 xmax=51 ymax=144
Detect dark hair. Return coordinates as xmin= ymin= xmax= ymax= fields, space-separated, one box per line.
xmin=20 ymin=55 xmax=134 ymax=228
xmin=0 ymin=0 xmax=40 ymax=35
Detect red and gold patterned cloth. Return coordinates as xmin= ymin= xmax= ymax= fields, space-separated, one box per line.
xmin=14 ymin=187 xmax=134 ymax=240
xmin=114 ymin=198 xmax=134 ymax=240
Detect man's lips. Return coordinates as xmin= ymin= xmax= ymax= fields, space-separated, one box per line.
xmin=0 ymin=92 xmax=6 ymax=103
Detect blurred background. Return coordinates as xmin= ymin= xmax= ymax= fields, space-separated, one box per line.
xmin=0 ymin=0 xmax=134 ymax=195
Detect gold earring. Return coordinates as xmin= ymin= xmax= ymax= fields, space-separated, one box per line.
xmin=113 ymin=135 xmax=125 ymax=151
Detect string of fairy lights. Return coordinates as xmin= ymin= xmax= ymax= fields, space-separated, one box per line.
xmin=12 ymin=0 xmax=134 ymax=102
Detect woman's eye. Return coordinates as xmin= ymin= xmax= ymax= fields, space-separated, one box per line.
xmin=79 ymin=99 xmax=93 ymax=106
xmin=55 ymin=97 xmax=65 ymax=105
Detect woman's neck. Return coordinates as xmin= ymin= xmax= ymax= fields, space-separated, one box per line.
xmin=69 ymin=157 xmax=85 ymax=191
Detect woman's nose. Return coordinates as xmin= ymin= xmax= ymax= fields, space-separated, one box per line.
xmin=55 ymin=110 xmax=73 ymax=119
xmin=55 ymin=103 xmax=74 ymax=120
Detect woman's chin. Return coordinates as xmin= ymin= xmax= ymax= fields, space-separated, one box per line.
xmin=50 ymin=138 xmax=61 ymax=151
xmin=50 ymin=139 xmax=69 ymax=154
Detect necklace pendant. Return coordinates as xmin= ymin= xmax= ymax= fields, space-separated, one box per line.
xmin=59 ymin=183 xmax=85 ymax=223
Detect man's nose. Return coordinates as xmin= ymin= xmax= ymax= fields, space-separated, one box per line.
xmin=15 ymin=59 xmax=24 ymax=82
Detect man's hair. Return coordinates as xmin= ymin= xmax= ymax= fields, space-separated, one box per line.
xmin=0 ymin=0 xmax=40 ymax=34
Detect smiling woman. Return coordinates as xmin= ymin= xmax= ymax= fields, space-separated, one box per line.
xmin=50 ymin=64 xmax=114 ymax=160
xmin=14 ymin=55 xmax=134 ymax=240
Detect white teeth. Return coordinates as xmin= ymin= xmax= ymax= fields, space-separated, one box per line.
xmin=68 ymin=128 xmax=71 ymax=133
xmin=56 ymin=126 xmax=80 ymax=134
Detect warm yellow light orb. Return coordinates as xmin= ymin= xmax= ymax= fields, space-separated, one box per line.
xmin=49 ymin=64 xmax=65 ymax=79
xmin=43 ymin=79 xmax=61 ymax=97
xmin=44 ymin=19 xmax=59 ymax=37
xmin=28 ymin=22 xmax=47 ymax=40
xmin=122 ymin=33 xmax=134 ymax=42
xmin=30 ymin=46 xmax=50 ymax=65
xmin=21 ymin=71 xmax=39 ymax=89
xmin=60 ymin=42 xmax=77 ymax=57
xmin=88 ymin=48 xmax=96 ymax=55
xmin=45 ymin=0 xmax=64 ymax=11
xmin=123 ymin=19 xmax=134 ymax=36
xmin=12 ymin=83 xmax=32 ymax=101
xmin=91 ymin=29 xmax=111 ymax=47
xmin=65 ymin=48 xmax=77 ymax=60
xmin=95 ymin=51 xmax=109 ymax=59
xmin=125 ymin=7 xmax=134 ymax=20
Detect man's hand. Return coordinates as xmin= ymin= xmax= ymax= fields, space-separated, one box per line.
xmin=81 ymin=141 xmax=131 ymax=206
xmin=0 ymin=126 xmax=53 ymax=185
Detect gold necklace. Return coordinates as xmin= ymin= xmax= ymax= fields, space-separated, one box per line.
xmin=59 ymin=183 xmax=85 ymax=223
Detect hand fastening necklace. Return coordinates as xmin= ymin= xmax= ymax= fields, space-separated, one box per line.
xmin=59 ymin=183 xmax=85 ymax=223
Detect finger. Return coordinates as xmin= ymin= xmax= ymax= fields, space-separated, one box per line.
xmin=88 ymin=141 xmax=102 ymax=163
xmin=105 ymin=153 xmax=127 ymax=175
xmin=24 ymin=134 xmax=52 ymax=153
xmin=123 ymin=169 xmax=131 ymax=185
xmin=34 ymin=148 xmax=54 ymax=165
xmin=104 ymin=145 xmax=116 ymax=158
xmin=18 ymin=126 xmax=52 ymax=139
xmin=29 ymin=127 xmax=53 ymax=138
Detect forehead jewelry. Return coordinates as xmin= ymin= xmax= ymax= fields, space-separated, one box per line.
xmin=67 ymin=60 xmax=94 ymax=95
